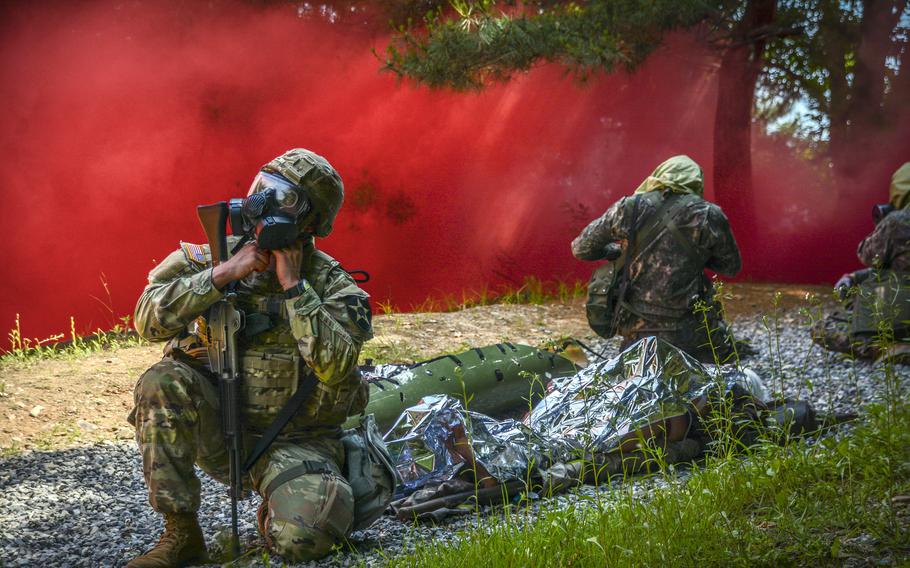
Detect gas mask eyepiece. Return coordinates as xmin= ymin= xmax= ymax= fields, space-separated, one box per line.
xmin=228 ymin=172 xmax=311 ymax=250
xmin=872 ymin=203 xmax=894 ymax=225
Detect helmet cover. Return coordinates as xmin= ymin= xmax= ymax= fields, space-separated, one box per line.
xmin=259 ymin=148 xmax=344 ymax=237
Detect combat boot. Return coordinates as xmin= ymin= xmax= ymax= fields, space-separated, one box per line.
xmin=127 ymin=512 xmax=207 ymax=568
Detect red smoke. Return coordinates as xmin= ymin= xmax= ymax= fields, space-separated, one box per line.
xmin=0 ymin=1 xmax=903 ymax=343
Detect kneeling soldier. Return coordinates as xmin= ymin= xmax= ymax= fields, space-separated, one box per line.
xmin=812 ymin=162 xmax=910 ymax=361
xmin=127 ymin=149 xmax=373 ymax=566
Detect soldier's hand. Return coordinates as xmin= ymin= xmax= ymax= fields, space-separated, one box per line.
xmin=834 ymin=272 xmax=855 ymax=300
xmin=212 ymin=243 xmax=271 ymax=289
xmin=273 ymin=243 xmax=304 ymax=290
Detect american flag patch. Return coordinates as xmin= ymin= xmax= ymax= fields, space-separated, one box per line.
xmin=181 ymin=242 xmax=207 ymax=265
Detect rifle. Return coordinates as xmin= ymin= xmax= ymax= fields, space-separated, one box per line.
xmin=198 ymin=202 xmax=244 ymax=559
xmin=609 ymin=197 xmax=644 ymax=335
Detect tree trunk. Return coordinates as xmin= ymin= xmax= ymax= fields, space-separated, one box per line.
xmin=713 ymin=0 xmax=776 ymax=256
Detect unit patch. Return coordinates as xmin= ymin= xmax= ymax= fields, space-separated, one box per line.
xmin=344 ymin=296 xmax=372 ymax=333
xmin=181 ymin=242 xmax=208 ymax=266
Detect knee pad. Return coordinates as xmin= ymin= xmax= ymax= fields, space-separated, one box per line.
xmin=260 ymin=470 xmax=354 ymax=562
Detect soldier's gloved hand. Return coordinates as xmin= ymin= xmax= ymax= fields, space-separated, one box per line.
xmin=212 ymin=243 xmax=271 ymax=289
xmin=273 ymin=242 xmax=304 ymax=290
xmin=603 ymin=242 xmax=623 ymax=261
xmin=834 ymin=272 xmax=855 ymax=300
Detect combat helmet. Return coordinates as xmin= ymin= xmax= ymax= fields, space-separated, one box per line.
xmin=889 ymin=162 xmax=910 ymax=210
xmin=258 ymin=148 xmax=344 ymax=238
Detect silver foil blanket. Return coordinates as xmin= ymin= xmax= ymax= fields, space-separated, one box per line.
xmin=384 ymin=337 xmax=769 ymax=497
xmin=384 ymin=395 xmax=573 ymax=497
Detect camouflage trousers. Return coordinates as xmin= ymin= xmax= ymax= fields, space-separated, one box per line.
xmin=127 ymin=357 xmax=354 ymax=562
xmin=810 ymin=308 xmax=879 ymax=360
xmin=620 ymin=311 xmax=741 ymax=364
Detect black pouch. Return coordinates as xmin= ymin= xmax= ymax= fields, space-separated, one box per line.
xmin=585 ymin=263 xmax=617 ymax=338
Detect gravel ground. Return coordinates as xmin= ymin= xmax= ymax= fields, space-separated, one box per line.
xmin=1 ymin=310 xmax=906 ymax=567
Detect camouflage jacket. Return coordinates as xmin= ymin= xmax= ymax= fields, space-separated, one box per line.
xmin=857 ymin=209 xmax=910 ymax=272
xmin=572 ymin=191 xmax=741 ymax=323
xmin=134 ymin=237 xmax=373 ymax=430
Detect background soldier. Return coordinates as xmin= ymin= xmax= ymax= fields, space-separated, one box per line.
xmin=812 ymin=162 xmax=910 ymax=360
xmin=127 ymin=149 xmax=373 ymax=566
xmin=572 ymin=155 xmax=743 ymax=363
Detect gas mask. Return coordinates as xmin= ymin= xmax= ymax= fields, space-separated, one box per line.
xmin=872 ymin=203 xmax=894 ymax=225
xmin=229 ymin=171 xmax=312 ymax=250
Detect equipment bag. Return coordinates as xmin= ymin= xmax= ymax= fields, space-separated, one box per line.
xmin=585 ymin=263 xmax=617 ymax=338
xmin=850 ymin=270 xmax=910 ymax=336
xmin=341 ymin=414 xmax=399 ymax=531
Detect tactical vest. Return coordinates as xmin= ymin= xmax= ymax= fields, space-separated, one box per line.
xmin=209 ymin=252 xmax=367 ymax=432
xmin=587 ymin=192 xmax=705 ymax=336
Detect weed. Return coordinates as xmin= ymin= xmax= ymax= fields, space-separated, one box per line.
xmin=376 ymin=299 xmax=397 ymax=316
xmin=385 ymin=403 xmax=910 ymax=567
xmin=376 ymin=276 xmax=588 ymax=315
xmin=0 ymin=441 xmax=22 ymax=458
xmin=382 ymin=282 xmax=909 ymax=567
xmin=1 ymin=313 xmax=146 ymax=368
xmin=31 ymin=421 xmax=84 ymax=451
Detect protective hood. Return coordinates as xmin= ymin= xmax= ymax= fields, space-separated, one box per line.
xmin=890 ymin=162 xmax=910 ymax=210
xmin=634 ymin=155 xmax=704 ymax=197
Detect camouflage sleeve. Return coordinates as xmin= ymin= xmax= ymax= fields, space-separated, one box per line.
xmin=857 ymin=219 xmax=892 ymax=268
xmin=134 ymin=247 xmax=223 ymax=342
xmin=571 ymin=198 xmax=627 ymax=260
xmin=286 ymin=270 xmax=373 ymax=386
xmin=702 ymin=206 xmax=742 ymax=277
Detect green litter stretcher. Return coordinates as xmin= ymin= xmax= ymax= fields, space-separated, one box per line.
xmin=347 ymin=342 xmax=583 ymax=432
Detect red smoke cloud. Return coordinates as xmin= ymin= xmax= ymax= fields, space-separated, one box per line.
xmin=0 ymin=1 xmax=902 ymax=343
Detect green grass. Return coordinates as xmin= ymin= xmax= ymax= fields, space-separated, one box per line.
xmin=1 ymin=313 xmax=146 ymax=368
xmin=380 ymin=404 xmax=910 ymax=567
xmin=376 ymin=276 xmax=587 ymax=314
xmin=359 ymin=340 xmax=473 ymax=366
xmin=30 ymin=420 xmax=86 ymax=451
xmin=374 ymin=280 xmax=910 ymax=567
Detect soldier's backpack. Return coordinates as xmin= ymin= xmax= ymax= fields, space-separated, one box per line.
xmin=850 ymin=270 xmax=910 ymax=336
xmin=341 ymin=414 xmax=399 ymax=531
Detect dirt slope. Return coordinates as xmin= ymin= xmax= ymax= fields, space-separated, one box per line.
xmin=0 ymin=283 xmax=831 ymax=454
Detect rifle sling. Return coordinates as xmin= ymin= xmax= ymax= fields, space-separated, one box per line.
xmin=629 ymin=193 xmax=699 ymax=265
xmin=242 ymin=372 xmax=318 ymax=474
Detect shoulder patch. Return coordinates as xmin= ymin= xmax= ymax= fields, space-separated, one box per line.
xmin=344 ymin=295 xmax=372 ymax=333
xmin=180 ymin=242 xmax=208 ymax=266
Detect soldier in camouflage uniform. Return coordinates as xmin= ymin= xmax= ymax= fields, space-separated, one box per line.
xmin=572 ymin=155 xmax=743 ymax=363
xmin=811 ymin=162 xmax=910 ymax=360
xmin=126 ymin=149 xmax=373 ymax=567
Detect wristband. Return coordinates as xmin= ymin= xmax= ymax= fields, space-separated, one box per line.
xmin=284 ymin=279 xmax=311 ymax=299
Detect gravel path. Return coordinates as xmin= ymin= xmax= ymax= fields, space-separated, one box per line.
xmin=1 ymin=310 xmax=906 ymax=567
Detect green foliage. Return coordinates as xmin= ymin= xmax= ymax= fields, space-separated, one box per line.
xmin=374 ymin=282 xmax=909 ymax=567
xmin=1 ymin=313 xmax=146 ymax=368
xmin=758 ymin=0 xmax=910 ymax=154
xmin=382 ymin=402 xmax=909 ymax=567
xmin=376 ymin=276 xmax=586 ymax=314
xmin=382 ymin=0 xmax=713 ymax=89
